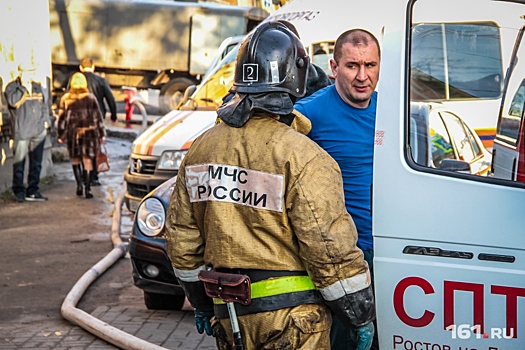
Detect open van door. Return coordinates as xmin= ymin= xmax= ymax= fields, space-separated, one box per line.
xmin=492 ymin=24 xmax=525 ymax=182
xmin=374 ymin=0 xmax=525 ymax=348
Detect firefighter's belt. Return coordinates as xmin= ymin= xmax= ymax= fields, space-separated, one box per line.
xmin=211 ymin=275 xmax=317 ymax=305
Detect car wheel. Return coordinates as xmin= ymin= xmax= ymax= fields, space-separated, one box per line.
xmin=158 ymin=77 xmax=194 ymax=114
xmin=143 ymin=291 xmax=186 ymax=310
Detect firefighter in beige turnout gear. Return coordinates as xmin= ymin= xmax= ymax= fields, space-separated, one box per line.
xmin=165 ymin=20 xmax=375 ymax=349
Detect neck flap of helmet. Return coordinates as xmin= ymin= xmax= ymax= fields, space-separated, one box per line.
xmin=217 ymin=91 xmax=295 ymax=128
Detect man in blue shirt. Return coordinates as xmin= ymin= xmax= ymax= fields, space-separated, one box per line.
xmin=295 ymin=28 xmax=381 ymax=350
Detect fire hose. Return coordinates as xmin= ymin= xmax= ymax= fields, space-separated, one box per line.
xmin=61 ymin=182 xmax=169 ymax=350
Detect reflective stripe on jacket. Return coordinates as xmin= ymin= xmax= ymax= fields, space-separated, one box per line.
xmin=5 ymin=78 xmax=50 ymax=140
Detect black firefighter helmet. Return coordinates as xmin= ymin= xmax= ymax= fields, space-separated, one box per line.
xmin=231 ymin=20 xmax=310 ymax=98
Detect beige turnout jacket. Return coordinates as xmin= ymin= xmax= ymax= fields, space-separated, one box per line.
xmin=166 ymin=111 xmax=370 ymax=295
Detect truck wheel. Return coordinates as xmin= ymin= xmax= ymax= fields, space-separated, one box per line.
xmin=143 ymin=291 xmax=186 ymax=310
xmin=159 ymin=77 xmax=194 ymax=114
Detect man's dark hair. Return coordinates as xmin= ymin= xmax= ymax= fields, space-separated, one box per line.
xmin=80 ymin=57 xmax=94 ymax=68
xmin=333 ymin=29 xmax=381 ymax=63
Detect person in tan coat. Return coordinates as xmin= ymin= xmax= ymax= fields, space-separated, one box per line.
xmin=165 ymin=21 xmax=375 ymax=349
xmin=57 ymin=72 xmax=106 ymax=198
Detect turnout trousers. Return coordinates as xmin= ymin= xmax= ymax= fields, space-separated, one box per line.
xmin=213 ymin=303 xmax=331 ymax=350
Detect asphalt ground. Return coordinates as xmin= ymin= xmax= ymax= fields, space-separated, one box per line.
xmin=0 ymin=118 xmax=216 ymax=350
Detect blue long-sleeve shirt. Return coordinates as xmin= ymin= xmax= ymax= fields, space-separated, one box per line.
xmin=295 ymin=85 xmax=377 ymax=251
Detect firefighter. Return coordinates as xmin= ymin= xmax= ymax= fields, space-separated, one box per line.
xmin=165 ymin=20 xmax=375 ymax=349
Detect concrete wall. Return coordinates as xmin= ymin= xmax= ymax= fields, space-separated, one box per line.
xmin=0 ymin=0 xmax=53 ymax=195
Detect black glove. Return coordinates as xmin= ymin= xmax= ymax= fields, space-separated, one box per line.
xmin=194 ymin=309 xmax=214 ymax=336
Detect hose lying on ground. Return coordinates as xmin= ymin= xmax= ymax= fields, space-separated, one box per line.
xmin=111 ymin=182 xmax=127 ymax=245
xmin=61 ymin=182 xmax=170 ymax=350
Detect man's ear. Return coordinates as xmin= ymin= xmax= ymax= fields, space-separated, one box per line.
xmin=329 ymin=59 xmax=338 ymax=78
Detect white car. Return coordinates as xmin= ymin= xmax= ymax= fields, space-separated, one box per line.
xmin=410 ymin=102 xmax=492 ymax=176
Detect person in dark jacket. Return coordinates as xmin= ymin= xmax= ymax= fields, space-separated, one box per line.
xmin=57 ymin=72 xmax=106 ymax=199
xmin=5 ymin=62 xmax=51 ymax=202
xmin=78 ymin=57 xmax=116 ymax=186
xmin=78 ymin=57 xmax=117 ymax=122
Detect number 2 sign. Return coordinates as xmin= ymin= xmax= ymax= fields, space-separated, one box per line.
xmin=243 ymin=63 xmax=258 ymax=82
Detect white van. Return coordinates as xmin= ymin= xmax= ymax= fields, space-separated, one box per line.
xmin=375 ymin=0 xmax=525 ymax=348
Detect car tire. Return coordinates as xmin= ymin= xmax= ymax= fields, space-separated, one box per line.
xmin=143 ymin=291 xmax=186 ymax=310
xmin=158 ymin=77 xmax=194 ymax=114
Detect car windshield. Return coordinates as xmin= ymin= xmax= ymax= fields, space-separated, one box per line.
xmin=179 ymin=44 xmax=240 ymax=110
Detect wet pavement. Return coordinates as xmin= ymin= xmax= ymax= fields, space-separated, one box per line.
xmin=1 ymin=307 xmax=216 ymax=350
xmin=0 ymin=117 xmax=216 ymax=350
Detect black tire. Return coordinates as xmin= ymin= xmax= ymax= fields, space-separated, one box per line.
xmin=143 ymin=291 xmax=186 ymax=310
xmin=158 ymin=77 xmax=194 ymax=114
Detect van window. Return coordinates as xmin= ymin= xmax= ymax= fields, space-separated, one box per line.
xmin=407 ymin=0 xmax=525 ymax=181
xmin=509 ymin=85 xmax=525 ymax=118
xmin=498 ymin=81 xmax=525 ymax=144
xmin=180 ymin=44 xmax=239 ymax=110
xmin=509 ymin=84 xmax=525 ymax=118
xmin=411 ymin=22 xmax=503 ymax=101
xmin=440 ymin=111 xmax=481 ymax=162
xmin=409 ymin=108 xmax=429 ymax=166
xmin=428 ymin=113 xmax=455 ymax=168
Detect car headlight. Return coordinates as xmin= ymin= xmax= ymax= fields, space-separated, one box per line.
xmin=136 ymin=198 xmax=165 ymax=237
xmin=157 ymin=150 xmax=187 ymax=170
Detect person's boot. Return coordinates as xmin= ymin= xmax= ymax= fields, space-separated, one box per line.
xmin=91 ymin=155 xmax=101 ymax=186
xmin=72 ymin=164 xmax=83 ymax=196
xmin=84 ymin=171 xmax=94 ymax=199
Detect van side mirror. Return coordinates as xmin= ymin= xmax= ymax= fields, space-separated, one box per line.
xmin=176 ymin=85 xmax=197 ymax=109
xmin=439 ymin=159 xmax=471 ymax=173
xmin=185 ymin=85 xmax=197 ymax=97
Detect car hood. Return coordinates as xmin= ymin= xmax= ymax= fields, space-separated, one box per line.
xmin=131 ymin=110 xmax=217 ymax=156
